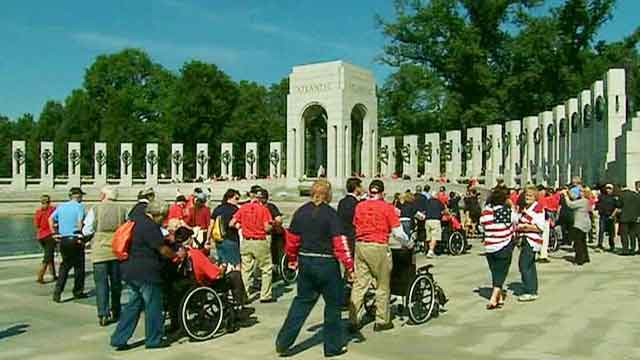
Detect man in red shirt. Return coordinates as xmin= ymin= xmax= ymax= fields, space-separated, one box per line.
xmin=350 ymin=180 xmax=409 ymax=332
xmin=34 ymin=194 xmax=57 ymax=283
xmin=231 ymin=189 xmax=274 ymax=302
xmin=185 ymin=193 xmax=211 ymax=248
xmin=164 ymin=195 xmax=187 ymax=228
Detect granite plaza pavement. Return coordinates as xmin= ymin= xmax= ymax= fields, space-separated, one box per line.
xmin=1 ymin=242 xmax=639 ymax=360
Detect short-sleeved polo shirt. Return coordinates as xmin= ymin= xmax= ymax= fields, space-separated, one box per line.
xmin=289 ymin=202 xmax=342 ymax=256
xmin=233 ymin=200 xmax=273 ymax=239
xmin=51 ymin=200 xmax=86 ymax=237
xmin=353 ymin=199 xmax=401 ymax=244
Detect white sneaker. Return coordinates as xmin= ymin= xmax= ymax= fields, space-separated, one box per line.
xmin=518 ymin=294 xmax=537 ymax=302
xmin=426 ymin=251 xmax=435 ymax=258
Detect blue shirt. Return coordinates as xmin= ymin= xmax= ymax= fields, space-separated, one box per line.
xmin=570 ymin=186 xmax=581 ymax=200
xmin=51 ymin=200 xmax=86 ymax=237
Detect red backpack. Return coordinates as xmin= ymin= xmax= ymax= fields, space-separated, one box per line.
xmin=112 ymin=220 xmax=135 ymax=261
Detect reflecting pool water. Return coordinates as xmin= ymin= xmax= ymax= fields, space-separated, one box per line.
xmin=0 ymin=216 xmax=41 ymax=256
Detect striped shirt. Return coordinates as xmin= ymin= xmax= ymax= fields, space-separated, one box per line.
xmin=480 ymin=204 xmax=516 ymax=253
xmin=518 ymin=202 xmax=545 ymax=251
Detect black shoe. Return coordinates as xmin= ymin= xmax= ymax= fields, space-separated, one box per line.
xmin=276 ymin=346 xmax=290 ymax=357
xmin=239 ymin=307 xmax=256 ymax=319
xmin=373 ymin=322 xmax=394 ymax=332
xmin=325 ymin=347 xmax=348 ymax=358
xmin=52 ymin=294 xmax=62 ymax=303
xmin=99 ymin=316 xmax=109 ymax=327
xmin=260 ymin=298 xmax=276 ymax=303
xmin=112 ymin=344 xmax=130 ymax=351
xmin=145 ymin=342 xmax=171 ymax=349
xmin=73 ymin=292 xmax=89 ymax=299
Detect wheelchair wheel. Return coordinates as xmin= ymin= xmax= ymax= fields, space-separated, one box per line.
xmin=279 ymin=254 xmax=298 ymax=285
xmin=448 ymin=231 xmax=466 ymax=256
xmin=406 ymin=274 xmax=436 ymax=325
xmin=548 ymin=230 xmax=560 ymax=253
xmin=180 ymin=286 xmax=224 ymax=341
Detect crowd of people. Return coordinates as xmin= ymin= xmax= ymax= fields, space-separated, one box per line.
xmin=30 ymin=175 xmax=640 ymax=357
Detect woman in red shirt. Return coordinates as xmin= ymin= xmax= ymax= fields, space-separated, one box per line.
xmin=33 ymin=194 xmax=57 ymax=284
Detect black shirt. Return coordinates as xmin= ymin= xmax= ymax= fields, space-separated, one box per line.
xmin=396 ymin=201 xmax=417 ymax=228
xmin=127 ymin=201 xmax=148 ymax=222
xmin=448 ymin=196 xmax=461 ymax=218
xmin=289 ymin=202 xmax=342 ymax=256
xmin=414 ymin=192 xmax=428 ymax=213
xmin=596 ymin=193 xmax=619 ymax=217
xmin=266 ymin=202 xmax=282 ymax=219
xmin=424 ymin=198 xmax=445 ymax=220
xmin=211 ymin=203 xmax=239 ymax=242
xmin=619 ymin=190 xmax=640 ymax=223
xmin=337 ymin=195 xmax=359 ymax=241
xmin=121 ymin=215 xmax=165 ymax=284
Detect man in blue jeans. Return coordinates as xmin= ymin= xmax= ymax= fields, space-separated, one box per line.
xmin=83 ymin=187 xmax=129 ymax=326
xmin=111 ymin=201 xmax=185 ymax=350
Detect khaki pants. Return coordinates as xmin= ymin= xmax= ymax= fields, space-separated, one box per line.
xmin=426 ymin=220 xmax=442 ymax=251
xmin=241 ymin=237 xmax=273 ymax=301
xmin=350 ymin=242 xmax=392 ymax=326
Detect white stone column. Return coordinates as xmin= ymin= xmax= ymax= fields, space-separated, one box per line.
xmin=620 ymin=115 xmax=640 ymax=187
xmin=486 ymin=124 xmax=503 ymax=187
xmin=604 ymin=69 xmax=627 ymax=181
xmin=556 ymin=105 xmax=570 ymax=185
xmin=170 ymin=143 xmax=183 ymax=182
xmin=67 ymin=142 xmax=81 ymax=187
xmin=196 ymin=143 xmax=209 ymax=180
xmin=402 ymin=135 xmax=418 ymax=179
xmin=145 ymin=143 xmax=158 ymax=186
xmin=579 ymin=90 xmax=592 ymax=184
xmin=245 ymin=142 xmax=258 ymax=179
xmin=40 ymin=141 xmax=54 ymax=189
xmin=534 ymin=113 xmax=545 ymax=185
xmin=120 ymin=143 xmax=133 ymax=187
xmin=466 ymin=127 xmax=483 ymax=179
xmin=380 ymin=136 xmax=395 ymax=178
xmin=504 ymin=121 xmax=521 ymax=187
xmin=445 ymin=130 xmax=462 ymax=181
xmin=11 ymin=140 xmax=26 ymax=190
xmin=540 ymin=111 xmax=554 ymax=187
xmin=566 ymin=98 xmax=579 ymax=181
xmin=269 ymin=142 xmax=283 ymax=178
xmin=521 ymin=117 xmax=536 ymax=185
xmin=424 ymin=133 xmax=440 ymax=180
xmin=327 ymin=124 xmax=337 ymax=180
xmin=366 ymin=128 xmax=378 ymax=178
xmin=220 ymin=143 xmax=232 ymax=179
xmin=591 ymin=80 xmax=606 ymax=183
xmin=94 ymin=142 xmax=107 ymax=188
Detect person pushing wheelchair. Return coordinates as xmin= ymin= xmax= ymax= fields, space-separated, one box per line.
xmin=349 ymin=180 xmax=411 ymax=332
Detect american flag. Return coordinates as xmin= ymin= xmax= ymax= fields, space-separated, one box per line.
xmin=480 ymin=205 xmax=515 ymax=251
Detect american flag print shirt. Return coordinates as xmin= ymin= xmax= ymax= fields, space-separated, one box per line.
xmin=517 ymin=201 xmax=545 ymax=252
xmin=480 ymin=204 xmax=517 ymax=253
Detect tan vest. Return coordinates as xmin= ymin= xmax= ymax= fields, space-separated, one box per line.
xmin=91 ymin=202 xmax=128 ymax=263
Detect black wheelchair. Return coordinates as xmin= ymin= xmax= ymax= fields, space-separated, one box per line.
xmin=271 ymin=232 xmax=298 ymax=285
xmin=411 ymin=218 xmax=468 ymax=257
xmin=362 ymin=248 xmax=448 ymax=325
xmin=172 ymin=253 xmax=244 ymax=341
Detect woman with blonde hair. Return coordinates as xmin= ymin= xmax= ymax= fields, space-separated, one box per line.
xmin=562 ymin=186 xmax=591 ymax=265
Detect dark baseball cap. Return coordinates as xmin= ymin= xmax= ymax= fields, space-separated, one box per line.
xmin=255 ymin=189 xmax=267 ymax=198
xmin=69 ymin=187 xmax=86 ymax=196
xmin=369 ymin=180 xmax=385 ymax=194
xmin=249 ymin=185 xmax=262 ymax=194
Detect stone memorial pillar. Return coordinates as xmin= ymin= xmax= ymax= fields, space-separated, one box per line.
xmin=534 ymin=113 xmax=545 ymax=185
xmin=445 ymin=130 xmax=462 ymax=181
xmin=11 ymin=140 xmax=26 ymax=190
xmin=171 ymin=143 xmax=183 ymax=183
xmin=220 ymin=143 xmax=233 ymax=179
xmin=579 ymin=90 xmax=592 ymax=184
xmin=557 ymin=105 xmax=570 ymax=185
xmin=591 ymin=80 xmax=606 ymax=183
xmin=269 ymin=142 xmax=283 ymax=178
xmin=120 ymin=143 xmax=133 ymax=187
xmin=540 ymin=111 xmax=555 ymax=187
xmin=424 ymin=133 xmax=440 ymax=180
xmin=40 ymin=141 xmax=54 ymax=189
xmin=196 ymin=143 xmax=209 ymax=181
xmin=566 ymin=98 xmax=579 ymax=181
xmin=67 ymin=142 xmax=81 ymax=188
xmin=245 ymin=142 xmax=258 ymax=179
xmin=486 ymin=124 xmax=503 ymax=187
xmin=522 ymin=117 xmax=538 ymax=185
xmin=466 ymin=127 xmax=482 ymax=179
xmin=604 ymin=69 xmax=627 ymax=180
xmin=619 ymin=115 xmax=640 ymax=187
xmin=402 ymin=135 xmax=418 ymax=179
xmin=504 ymin=121 xmax=521 ymax=187
xmin=379 ymin=136 xmax=395 ymax=178
xmin=145 ymin=143 xmax=159 ymax=186
xmin=94 ymin=142 xmax=107 ymax=188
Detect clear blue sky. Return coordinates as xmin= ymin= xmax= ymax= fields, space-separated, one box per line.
xmin=0 ymin=0 xmax=638 ymax=120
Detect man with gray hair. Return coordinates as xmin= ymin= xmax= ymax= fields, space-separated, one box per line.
xmin=83 ymin=186 xmax=129 ymax=326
